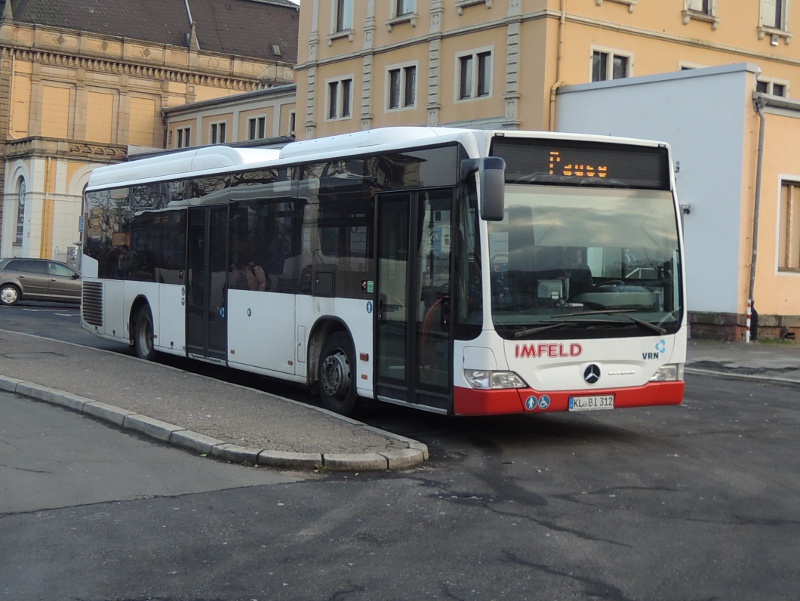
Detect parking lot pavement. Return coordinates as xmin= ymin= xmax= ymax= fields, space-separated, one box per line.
xmin=1 ymin=328 xmax=796 ymax=474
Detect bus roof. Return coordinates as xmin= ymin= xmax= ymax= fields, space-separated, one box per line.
xmin=86 ymin=145 xmax=281 ymax=190
xmin=86 ymin=127 xmax=670 ymax=191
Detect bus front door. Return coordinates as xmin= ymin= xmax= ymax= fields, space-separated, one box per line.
xmin=375 ymin=190 xmax=453 ymax=413
xmin=186 ymin=206 xmax=228 ymax=361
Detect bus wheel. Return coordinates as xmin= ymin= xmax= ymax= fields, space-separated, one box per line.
xmin=132 ymin=305 xmax=155 ymax=361
xmin=318 ymin=332 xmax=358 ymax=415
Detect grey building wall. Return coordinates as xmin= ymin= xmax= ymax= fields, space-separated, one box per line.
xmin=555 ymin=63 xmax=758 ymax=315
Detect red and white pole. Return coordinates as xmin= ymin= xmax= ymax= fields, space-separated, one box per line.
xmin=745 ymin=299 xmax=752 ymax=343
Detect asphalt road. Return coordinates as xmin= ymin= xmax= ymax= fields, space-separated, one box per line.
xmin=2 ymin=303 xmax=799 ymax=600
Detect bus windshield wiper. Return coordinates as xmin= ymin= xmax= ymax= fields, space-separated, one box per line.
xmin=513 ymin=322 xmax=571 ymax=338
xmin=512 ymin=317 xmax=630 ymax=338
xmin=556 ymin=309 xmax=667 ymax=335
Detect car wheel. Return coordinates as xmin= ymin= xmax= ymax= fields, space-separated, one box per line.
xmin=132 ymin=305 xmax=156 ymax=361
xmin=0 ymin=284 xmax=20 ymax=306
xmin=317 ymin=331 xmax=358 ymax=416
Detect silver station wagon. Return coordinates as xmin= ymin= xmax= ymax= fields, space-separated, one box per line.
xmin=0 ymin=258 xmax=81 ymax=306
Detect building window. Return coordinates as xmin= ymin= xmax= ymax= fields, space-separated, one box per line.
xmin=396 ymin=0 xmax=415 ymax=16
xmin=457 ymin=50 xmax=492 ymax=100
xmin=248 ymin=116 xmax=267 ymax=140
xmin=757 ymin=79 xmax=788 ymax=96
xmin=210 ymin=122 xmax=227 ymax=144
xmin=176 ymin=127 xmax=191 ymax=148
xmin=779 ymin=180 xmax=800 ymax=271
xmin=592 ymin=49 xmax=630 ymax=82
xmin=761 ymin=0 xmax=787 ymax=29
xmin=687 ymin=0 xmax=711 ymax=13
xmin=327 ymin=77 xmax=353 ymax=120
xmin=682 ymin=0 xmax=719 ymax=27
xmin=288 ymin=112 xmax=296 ymax=137
xmin=15 ymin=178 xmax=25 ymax=245
xmin=386 ymin=0 xmax=417 ymax=30
xmin=335 ymin=0 xmax=354 ymax=31
xmin=388 ymin=64 xmax=417 ymax=110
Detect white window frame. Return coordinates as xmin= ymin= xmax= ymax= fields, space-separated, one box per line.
xmin=176 ymin=127 xmax=191 ymax=149
xmin=590 ymin=46 xmax=632 ymax=82
xmin=757 ymin=77 xmax=790 ymax=97
xmin=386 ymin=61 xmax=418 ymax=112
xmin=386 ymin=0 xmax=417 ymax=30
xmin=682 ymin=0 xmax=719 ymax=29
xmin=761 ymin=0 xmax=788 ymax=29
xmin=15 ymin=177 xmax=25 ymax=246
xmin=210 ymin=121 xmax=227 ymax=144
xmin=594 ymin=0 xmax=637 ymax=13
xmin=456 ymin=0 xmax=493 ymax=15
xmin=759 ymin=0 xmax=793 ymax=43
xmin=329 ymin=0 xmax=355 ymax=44
xmin=248 ymin=115 xmax=267 ymax=140
xmin=325 ymin=76 xmax=354 ymax=121
xmin=455 ymin=47 xmax=493 ymax=102
xmin=778 ymin=178 xmax=800 ymax=272
xmin=395 ymin=0 xmax=415 ymax=17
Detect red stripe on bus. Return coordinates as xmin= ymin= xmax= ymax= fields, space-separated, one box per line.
xmin=453 ymin=382 xmax=685 ymax=416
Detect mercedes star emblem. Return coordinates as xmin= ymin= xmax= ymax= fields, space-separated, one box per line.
xmin=584 ymin=364 xmax=601 ymax=384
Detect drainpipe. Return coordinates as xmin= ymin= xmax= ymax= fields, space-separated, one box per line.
xmin=548 ymin=0 xmax=567 ymax=131
xmin=747 ymin=93 xmax=767 ymax=343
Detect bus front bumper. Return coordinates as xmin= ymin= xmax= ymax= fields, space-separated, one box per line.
xmin=453 ymin=381 xmax=685 ymax=416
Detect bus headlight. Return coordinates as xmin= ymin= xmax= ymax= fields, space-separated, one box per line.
xmin=649 ymin=363 xmax=684 ymax=382
xmin=465 ymin=370 xmax=527 ymax=390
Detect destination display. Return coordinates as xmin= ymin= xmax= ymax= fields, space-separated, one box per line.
xmin=491 ymin=136 xmax=671 ymax=190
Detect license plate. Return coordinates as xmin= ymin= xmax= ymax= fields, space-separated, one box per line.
xmin=569 ymin=395 xmax=615 ymax=411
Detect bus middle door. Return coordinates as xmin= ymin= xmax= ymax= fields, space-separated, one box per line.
xmin=375 ymin=190 xmax=454 ymax=413
xmin=186 ymin=205 xmax=228 ymax=361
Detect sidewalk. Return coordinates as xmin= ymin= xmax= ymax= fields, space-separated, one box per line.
xmin=686 ymin=339 xmax=800 ymax=384
xmin=0 ymin=330 xmax=428 ymax=472
xmin=1 ymin=330 xmax=797 ymax=473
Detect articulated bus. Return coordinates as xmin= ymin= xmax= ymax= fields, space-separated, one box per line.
xmin=81 ymin=127 xmax=686 ymax=416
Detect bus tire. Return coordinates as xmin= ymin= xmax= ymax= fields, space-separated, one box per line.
xmin=132 ymin=305 xmax=156 ymax=361
xmin=318 ymin=332 xmax=358 ymax=416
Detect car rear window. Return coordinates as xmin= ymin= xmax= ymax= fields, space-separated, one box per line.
xmin=3 ymin=259 xmax=24 ymax=271
xmin=21 ymin=260 xmax=48 ymax=274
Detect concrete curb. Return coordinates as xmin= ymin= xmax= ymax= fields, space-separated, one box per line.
xmin=685 ymin=366 xmax=800 ymax=385
xmin=0 ymin=375 xmax=428 ymax=472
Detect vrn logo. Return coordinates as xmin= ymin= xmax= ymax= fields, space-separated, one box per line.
xmin=642 ymin=339 xmax=667 ymax=360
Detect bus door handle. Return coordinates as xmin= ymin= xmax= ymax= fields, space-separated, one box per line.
xmin=377 ymin=294 xmax=387 ymax=321
xmin=440 ymin=296 xmax=450 ymax=328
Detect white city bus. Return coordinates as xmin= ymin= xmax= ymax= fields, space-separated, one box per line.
xmin=81 ymin=127 xmax=686 ymax=416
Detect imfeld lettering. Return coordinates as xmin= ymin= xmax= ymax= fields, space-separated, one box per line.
xmin=515 ymin=343 xmax=583 ymax=359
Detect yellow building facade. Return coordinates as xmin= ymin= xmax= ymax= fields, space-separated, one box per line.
xmin=295 ymin=0 xmax=800 ymax=339
xmin=297 ymin=1 xmax=799 ymax=137
xmin=164 ymin=85 xmax=297 ymax=150
xmin=0 ymin=0 xmax=297 ymax=264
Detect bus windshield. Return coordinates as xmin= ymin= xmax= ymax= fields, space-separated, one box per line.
xmin=488 ymin=185 xmax=682 ymax=339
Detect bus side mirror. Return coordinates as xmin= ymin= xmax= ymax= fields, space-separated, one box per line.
xmin=460 ymin=157 xmax=506 ymax=221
